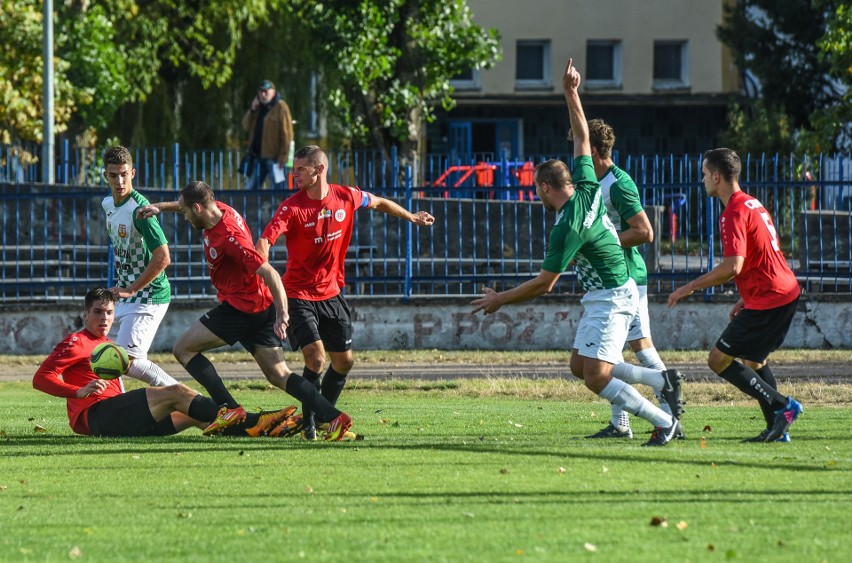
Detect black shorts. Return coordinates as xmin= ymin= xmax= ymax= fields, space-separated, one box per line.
xmin=200 ymin=302 xmax=283 ymax=354
xmin=86 ymin=388 xmax=177 ymax=437
xmin=716 ymin=297 xmax=799 ymax=363
xmin=286 ymin=295 xmax=352 ymax=353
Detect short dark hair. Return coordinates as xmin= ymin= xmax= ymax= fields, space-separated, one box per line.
xmin=293 ymin=145 xmax=327 ymax=166
xmin=103 ymin=145 xmax=133 ymax=167
xmin=84 ymin=288 xmax=116 ymax=311
xmin=587 ymin=119 xmax=616 ymax=159
xmin=180 ymin=181 xmax=215 ymax=206
xmin=534 ymin=159 xmax=572 ymax=189
xmin=703 ymin=148 xmax=741 ymax=182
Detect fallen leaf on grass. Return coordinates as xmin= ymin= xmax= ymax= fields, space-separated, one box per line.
xmin=499 ymin=468 xmax=509 ymax=474
xmin=462 ymin=512 xmax=475 ymax=518
xmin=177 ymin=512 xmax=192 ymax=519
xmin=700 ymin=437 xmax=707 ymax=449
xmin=584 ymin=543 xmax=597 ymax=552
xmin=69 ymin=546 xmax=82 ymax=559
xmin=558 ymin=467 xmax=566 ymax=473
xmin=515 ymin=549 xmax=525 ymax=555
xmin=676 ymin=521 xmax=688 ymax=530
xmin=34 ymin=425 xmax=47 ymax=433
xmin=305 ymin=486 xmax=314 ymax=494
xmin=707 ymin=544 xmax=715 ymax=551
xmin=703 ymin=425 xmax=712 ymax=432
xmin=650 ymin=516 xmax=668 ymax=527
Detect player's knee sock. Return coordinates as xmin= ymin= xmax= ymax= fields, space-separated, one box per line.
xmin=126 ymin=358 xmax=180 ymax=387
xmin=301 ymin=368 xmax=321 ymax=428
xmin=755 ymin=365 xmax=780 ymax=427
xmin=285 ymin=374 xmax=340 ymax=424
xmin=610 ymin=403 xmax=630 ymax=428
xmin=636 ymin=347 xmax=667 ymax=370
xmin=611 ymin=362 xmax=665 ymax=391
xmin=717 ymin=361 xmax=787 ymax=411
xmin=184 ymin=354 xmax=239 ymax=409
xmin=599 ymin=378 xmax=672 ymax=428
xmin=320 ymin=366 xmax=347 ymax=406
xmin=187 ymin=394 xmax=220 ymax=422
xmin=635 ymin=348 xmax=674 ymax=413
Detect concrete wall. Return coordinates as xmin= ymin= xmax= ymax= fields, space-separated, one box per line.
xmin=3 ymin=294 xmax=851 ymax=356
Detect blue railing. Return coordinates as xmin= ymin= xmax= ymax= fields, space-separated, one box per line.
xmin=2 ymin=149 xmax=851 ymax=301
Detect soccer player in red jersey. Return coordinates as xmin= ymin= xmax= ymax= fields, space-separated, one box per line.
xmin=137 ymin=181 xmax=352 ymax=440
xmin=256 ymin=145 xmax=435 ymax=438
xmin=668 ymin=148 xmax=803 ymax=442
xmin=33 ymin=288 xmax=228 ymax=436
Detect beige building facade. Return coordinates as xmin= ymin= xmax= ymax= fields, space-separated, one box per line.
xmin=429 ymin=0 xmax=741 ymax=159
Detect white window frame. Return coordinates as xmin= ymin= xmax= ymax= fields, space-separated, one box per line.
xmin=585 ymin=40 xmax=622 ymax=90
xmin=515 ymin=40 xmax=551 ymax=90
xmin=450 ymin=69 xmax=481 ymax=91
xmin=653 ymin=40 xmax=689 ymax=90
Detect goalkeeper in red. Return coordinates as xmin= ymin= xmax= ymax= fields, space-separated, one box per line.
xmin=668 ymin=148 xmax=802 ymax=442
xmin=32 ymin=288 xmax=284 ymax=437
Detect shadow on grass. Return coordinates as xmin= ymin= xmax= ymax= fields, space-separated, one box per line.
xmin=1 ymin=434 xmax=842 ymax=473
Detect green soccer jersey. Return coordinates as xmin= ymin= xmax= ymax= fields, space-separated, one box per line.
xmin=102 ymin=190 xmax=171 ymax=305
xmin=599 ymin=164 xmax=648 ymax=286
xmin=541 ymin=155 xmax=630 ymax=291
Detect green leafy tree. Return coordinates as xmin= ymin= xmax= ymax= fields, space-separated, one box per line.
xmin=717 ymin=0 xmax=852 ymax=153
xmin=718 ymin=100 xmax=794 ymax=155
xmin=0 ymin=1 xmax=80 ymax=145
xmin=290 ymin=0 xmax=501 ymax=174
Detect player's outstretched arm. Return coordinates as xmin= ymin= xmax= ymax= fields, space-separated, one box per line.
xmin=471 ymin=270 xmax=561 ymax=315
xmin=562 ymin=58 xmax=590 ymax=158
xmin=136 ymin=201 xmax=181 ymax=219
xmin=369 ymin=196 xmax=435 ymax=227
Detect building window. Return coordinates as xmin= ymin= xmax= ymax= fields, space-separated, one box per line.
xmin=516 ymin=40 xmax=550 ymax=89
xmin=653 ymin=40 xmax=688 ymax=89
xmin=450 ymin=68 xmax=481 ymax=90
xmin=585 ymin=40 xmax=622 ymax=89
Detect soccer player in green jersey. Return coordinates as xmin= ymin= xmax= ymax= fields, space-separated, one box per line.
xmin=101 ymin=146 xmax=179 ymax=387
xmin=581 ymin=119 xmax=685 ymax=440
xmin=471 ymin=58 xmax=681 ymax=446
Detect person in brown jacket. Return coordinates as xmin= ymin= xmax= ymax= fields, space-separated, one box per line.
xmin=242 ymin=79 xmax=294 ymax=189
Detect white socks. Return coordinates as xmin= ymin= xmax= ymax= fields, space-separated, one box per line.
xmin=599 ymin=378 xmax=673 ymax=429
xmin=609 ymin=347 xmax=671 ymax=426
xmin=126 ymin=358 xmax=180 ymax=387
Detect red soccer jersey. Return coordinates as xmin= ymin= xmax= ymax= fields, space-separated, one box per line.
xmin=261 ymin=184 xmax=372 ymax=300
xmin=33 ymin=329 xmax=124 ymax=435
xmin=720 ymin=190 xmax=800 ymax=309
xmin=204 ymin=202 xmax=272 ymax=313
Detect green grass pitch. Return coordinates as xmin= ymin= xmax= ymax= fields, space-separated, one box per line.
xmin=1 ymin=381 xmax=850 ymax=561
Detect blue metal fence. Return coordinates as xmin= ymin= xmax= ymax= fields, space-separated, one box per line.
xmin=1 ymin=148 xmax=851 ymax=302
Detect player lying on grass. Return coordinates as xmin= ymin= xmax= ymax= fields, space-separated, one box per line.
xmin=32 ymin=288 xmax=295 ymax=437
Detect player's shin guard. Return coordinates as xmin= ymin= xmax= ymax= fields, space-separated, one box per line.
xmin=126 ymin=358 xmax=180 ymax=387
xmin=599 ymin=377 xmax=672 ymax=428
xmin=185 ymin=354 xmax=239 ymax=409
xmin=320 ymin=366 xmax=347 ymax=406
xmin=285 ymin=373 xmax=340 ymax=423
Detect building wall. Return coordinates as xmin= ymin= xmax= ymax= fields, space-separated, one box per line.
xmin=427 ymin=0 xmax=740 ymax=157
xmin=465 ymin=0 xmax=735 ymax=96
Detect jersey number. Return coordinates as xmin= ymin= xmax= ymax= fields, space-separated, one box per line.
xmin=759 ymin=211 xmax=780 ymax=251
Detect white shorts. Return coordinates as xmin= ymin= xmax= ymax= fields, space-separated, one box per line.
xmin=626 ymin=284 xmax=652 ymax=342
xmin=573 ymin=278 xmax=638 ymax=364
xmin=110 ymin=301 xmax=169 ymax=359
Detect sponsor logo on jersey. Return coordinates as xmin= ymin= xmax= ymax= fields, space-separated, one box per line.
xmin=318 ymin=209 xmax=332 ymax=220
xmin=327 ymin=229 xmax=342 ymax=241
xmin=209 ymin=247 xmax=218 ymax=259
xmin=334 ymin=209 xmax=346 ymax=222
xmin=204 ymin=236 xmax=210 ymax=247
xmin=118 ymin=224 xmax=127 ymax=238
xmin=304 ymin=222 xmax=316 ymax=227
xmin=314 ymin=236 xmax=324 ymax=244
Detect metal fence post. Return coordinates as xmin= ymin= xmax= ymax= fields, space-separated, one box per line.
xmin=172 ymin=143 xmax=180 ymax=191
xmin=403 ymin=164 xmax=413 ymax=302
